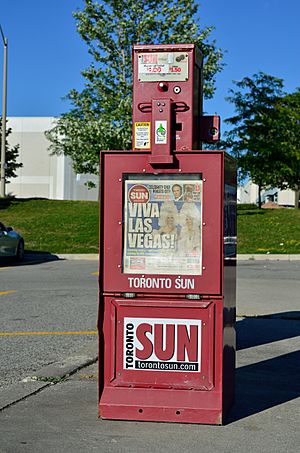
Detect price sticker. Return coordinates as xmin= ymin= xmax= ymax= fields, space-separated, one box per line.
xmin=139 ymin=64 xmax=169 ymax=74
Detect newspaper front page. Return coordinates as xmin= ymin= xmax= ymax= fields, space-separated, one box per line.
xmin=123 ymin=178 xmax=202 ymax=275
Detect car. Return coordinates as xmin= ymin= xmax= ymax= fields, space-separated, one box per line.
xmin=0 ymin=222 xmax=25 ymax=261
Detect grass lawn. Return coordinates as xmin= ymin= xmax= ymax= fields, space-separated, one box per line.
xmin=237 ymin=205 xmax=300 ymax=254
xmin=1 ymin=198 xmax=299 ymax=254
xmin=0 ymin=198 xmax=99 ymax=254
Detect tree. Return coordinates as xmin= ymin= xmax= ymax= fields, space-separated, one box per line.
xmin=46 ymin=0 xmax=224 ymax=177
xmin=0 ymin=118 xmax=23 ymax=184
xmin=268 ymin=89 xmax=300 ymax=207
xmin=224 ymin=73 xmax=300 ymax=207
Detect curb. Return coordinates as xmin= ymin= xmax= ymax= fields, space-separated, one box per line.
xmin=0 ymin=342 xmax=98 ymax=411
xmin=32 ymin=342 xmax=98 ymax=380
xmin=56 ymin=254 xmax=99 ymax=260
xmin=237 ymin=254 xmax=300 ymax=261
xmin=236 ymin=313 xmax=300 ymax=321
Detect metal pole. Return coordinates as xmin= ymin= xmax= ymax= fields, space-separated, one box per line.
xmin=0 ymin=26 xmax=7 ymax=198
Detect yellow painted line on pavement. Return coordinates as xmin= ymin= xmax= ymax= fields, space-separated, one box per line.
xmin=0 ymin=290 xmax=17 ymax=296
xmin=0 ymin=267 xmax=14 ymax=271
xmin=91 ymin=272 xmax=99 ymax=276
xmin=0 ymin=330 xmax=98 ymax=337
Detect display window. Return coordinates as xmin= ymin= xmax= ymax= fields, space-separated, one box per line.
xmin=123 ymin=174 xmax=203 ymax=276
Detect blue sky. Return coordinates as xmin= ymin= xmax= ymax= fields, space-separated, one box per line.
xmin=1 ymin=0 xmax=299 ymax=133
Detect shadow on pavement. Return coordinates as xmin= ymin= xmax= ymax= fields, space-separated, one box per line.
xmin=228 ymin=316 xmax=300 ymax=422
xmin=229 ymin=349 xmax=300 ymax=422
xmin=0 ymin=251 xmax=60 ymax=267
xmin=237 ymin=315 xmax=300 ymax=350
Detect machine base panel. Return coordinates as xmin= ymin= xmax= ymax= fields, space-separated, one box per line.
xmin=99 ymin=387 xmax=224 ymax=425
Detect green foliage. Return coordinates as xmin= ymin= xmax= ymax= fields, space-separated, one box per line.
xmin=46 ymin=0 xmax=224 ymax=175
xmin=266 ymin=89 xmax=300 ymax=190
xmin=224 ymin=73 xmax=285 ymax=186
xmin=224 ymin=73 xmax=300 ymax=198
xmin=0 ymin=118 xmax=23 ymax=183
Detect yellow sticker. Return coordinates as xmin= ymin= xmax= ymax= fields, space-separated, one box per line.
xmin=134 ymin=122 xmax=151 ymax=149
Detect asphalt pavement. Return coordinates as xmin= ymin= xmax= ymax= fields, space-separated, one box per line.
xmin=0 ymin=257 xmax=299 ymax=452
xmin=0 ymin=259 xmax=98 ymax=389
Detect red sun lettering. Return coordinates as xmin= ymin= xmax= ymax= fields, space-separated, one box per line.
xmin=154 ymin=324 xmax=175 ymax=361
xmin=135 ymin=323 xmax=153 ymax=359
xmin=177 ymin=325 xmax=198 ymax=362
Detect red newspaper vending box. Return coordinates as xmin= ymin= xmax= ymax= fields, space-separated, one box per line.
xmin=98 ymin=44 xmax=236 ymax=425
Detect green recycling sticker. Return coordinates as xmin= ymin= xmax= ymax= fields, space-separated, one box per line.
xmin=155 ymin=121 xmax=167 ymax=144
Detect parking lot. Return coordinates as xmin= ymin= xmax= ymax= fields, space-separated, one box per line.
xmin=0 ymin=258 xmax=299 ymax=452
xmin=0 ymin=259 xmax=98 ymax=388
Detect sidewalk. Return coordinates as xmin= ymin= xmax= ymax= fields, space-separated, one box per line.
xmin=1 ymin=315 xmax=299 ymax=453
xmin=0 ymin=262 xmax=299 ymax=452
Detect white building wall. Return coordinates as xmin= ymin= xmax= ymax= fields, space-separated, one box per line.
xmin=277 ymin=189 xmax=295 ymax=207
xmin=237 ymin=180 xmax=258 ymax=204
xmin=6 ymin=117 xmax=98 ymax=201
xmin=238 ymin=179 xmax=295 ymax=207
